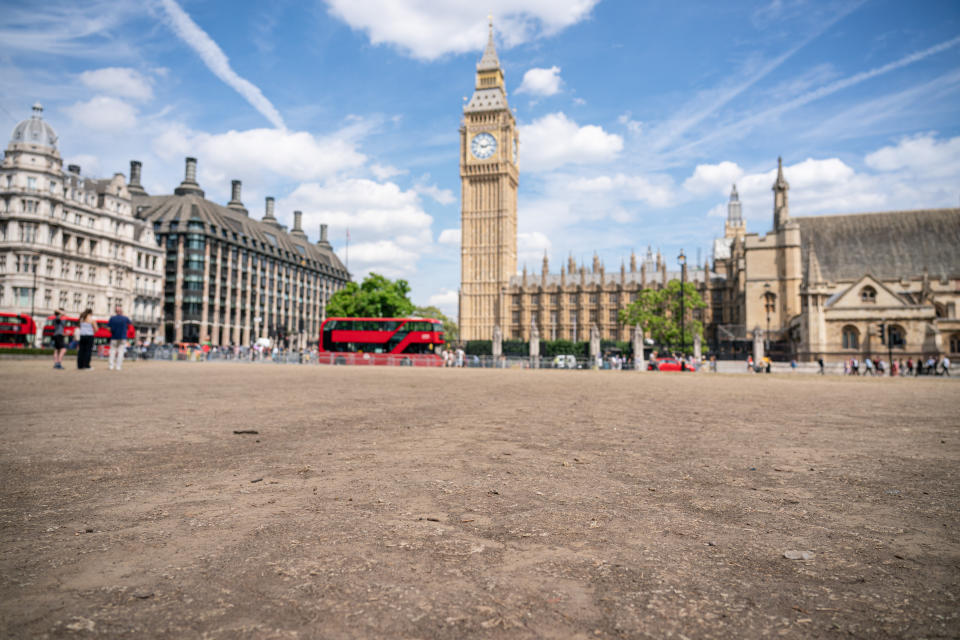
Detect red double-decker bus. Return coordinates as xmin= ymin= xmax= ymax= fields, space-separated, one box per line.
xmin=319 ymin=317 xmax=445 ymax=366
xmin=0 ymin=313 xmax=37 ymax=348
xmin=42 ymin=315 xmax=135 ymax=349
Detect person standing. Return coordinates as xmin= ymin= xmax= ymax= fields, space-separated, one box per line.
xmin=51 ymin=308 xmax=67 ymax=370
xmin=76 ymin=308 xmax=97 ymax=370
xmin=818 ymin=357 xmax=825 ymax=375
xmin=107 ymin=305 xmax=131 ymax=371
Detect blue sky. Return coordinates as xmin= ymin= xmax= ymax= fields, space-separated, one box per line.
xmin=2 ymin=0 xmax=958 ymax=316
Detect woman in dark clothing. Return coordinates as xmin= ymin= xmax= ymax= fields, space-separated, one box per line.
xmin=76 ymin=308 xmax=97 ymax=370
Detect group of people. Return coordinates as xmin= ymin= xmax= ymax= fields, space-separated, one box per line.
xmin=844 ymin=355 xmax=950 ymax=376
xmin=50 ymin=306 xmax=132 ymax=372
xmin=440 ymin=346 xmax=466 ymax=367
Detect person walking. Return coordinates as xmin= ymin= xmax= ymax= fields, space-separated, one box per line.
xmin=818 ymin=357 xmax=825 ymax=375
xmin=51 ymin=308 xmax=67 ymax=370
xmin=76 ymin=308 xmax=97 ymax=370
xmin=107 ymin=305 xmax=132 ymax=371
xmin=943 ymin=355 xmax=951 ymax=376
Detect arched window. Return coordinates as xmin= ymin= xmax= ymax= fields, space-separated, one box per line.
xmin=950 ymin=333 xmax=960 ymax=354
xmin=888 ymin=324 xmax=906 ymax=349
xmin=861 ymin=286 xmax=877 ymax=303
xmin=842 ymin=325 xmax=859 ymax=349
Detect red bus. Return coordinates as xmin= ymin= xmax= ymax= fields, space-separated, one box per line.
xmin=42 ymin=315 xmax=135 ymax=350
xmin=319 ymin=317 xmax=445 ymax=366
xmin=0 ymin=313 xmax=37 ymax=348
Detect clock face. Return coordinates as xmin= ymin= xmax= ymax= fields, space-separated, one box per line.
xmin=470 ymin=132 xmax=497 ymax=159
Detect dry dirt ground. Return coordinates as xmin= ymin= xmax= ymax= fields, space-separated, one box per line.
xmin=0 ymin=360 xmax=958 ymax=639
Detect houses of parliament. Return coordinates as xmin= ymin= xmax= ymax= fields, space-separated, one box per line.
xmin=458 ymin=22 xmax=960 ymax=361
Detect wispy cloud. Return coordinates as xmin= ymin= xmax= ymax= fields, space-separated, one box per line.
xmin=679 ymin=35 xmax=960 ymax=154
xmin=158 ymin=0 xmax=286 ymax=129
xmin=646 ymin=1 xmax=867 ymax=152
xmin=0 ymin=0 xmax=138 ymax=58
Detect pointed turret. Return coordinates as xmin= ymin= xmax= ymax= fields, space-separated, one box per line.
xmin=464 ymin=16 xmax=508 ymax=112
xmin=807 ymin=244 xmax=824 ymax=286
xmin=772 ymin=156 xmax=790 ymax=229
xmin=542 ymin=250 xmax=549 ymax=275
xmin=630 ymin=249 xmax=637 ymax=273
xmin=478 ymin=15 xmax=500 ymax=71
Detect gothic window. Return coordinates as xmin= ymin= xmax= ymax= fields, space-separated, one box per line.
xmin=860 ymin=286 xmax=877 ymax=303
xmin=569 ymin=294 xmax=577 ymax=303
xmin=888 ymin=325 xmax=906 ymax=349
xmin=609 ymin=293 xmax=618 ymax=304
xmin=550 ymin=311 xmax=558 ymax=324
xmin=609 ymin=309 xmax=618 ymax=323
xmin=842 ymin=325 xmax=859 ymax=350
xmin=589 ymin=310 xmax=598 ymax=322
xmin=950 ymin=334 xmax=960 ymax=354
xmin=511 ymin=311 xmax=519 ymax=324
xmin=550 ymin=294 xmax=558 ymax=305
xmin=570 ymin=311 xmax=578 ymax=324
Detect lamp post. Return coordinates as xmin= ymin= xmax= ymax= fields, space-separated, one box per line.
xmin=763 ymin=283 xmax=773 ymax=355
xmin=678 ymin=249 xmax=686 ymax=364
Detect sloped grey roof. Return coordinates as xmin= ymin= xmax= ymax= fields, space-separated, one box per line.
xmin=465 ymin=88 xmax=507 ymax=113
xmin=134 ymin=193 xmax=348 ymax=276
xmin=796 ymin=208 xmax=960 ymax=282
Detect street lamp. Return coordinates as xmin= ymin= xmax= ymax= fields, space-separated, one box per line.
xmin=678 ymin=249 xmax=686 ymax=364
xmin=763 ymin=283 xmax=774 ymax=355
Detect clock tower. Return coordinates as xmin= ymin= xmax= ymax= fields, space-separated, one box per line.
xmin=459 ymin=18 xmax=519 ymax=341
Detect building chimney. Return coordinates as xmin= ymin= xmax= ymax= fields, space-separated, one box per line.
xmin=174 ymin=156 xmax=205 ymax=197
xmin=226 ymin=179 xmax=247 ymax=215
xmin=263 ymin=196 xmax=278 ymax=225
xmin=290 ymin=210 xmax=306 ymax=237
xmin=318 ymin=223 xmax=331 ymax=246
xmin=127 ymin=160 xmax=147 ymax=196
xmin=67 ymin=164 xmax=81 ymax=175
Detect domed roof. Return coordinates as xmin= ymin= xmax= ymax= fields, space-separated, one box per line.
xmin=10 ymin=103 xmax=58 ymax=149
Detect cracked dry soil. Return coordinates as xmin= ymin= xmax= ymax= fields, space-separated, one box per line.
xmin=0 ymin=360 xmax=958 ymax=639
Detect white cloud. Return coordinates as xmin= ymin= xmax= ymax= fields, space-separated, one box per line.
xmin=567 ymin=173 xmax=677 ymax=208
xmin=152 ymin=124 xmax=366 ymax=184
xmin=78 ymin=67 xmax=153 ymax=101
xmin=413 ymin=177 xmax=455 ymax=205
xmin=572 ymin=97 xmax=586 ymax=106
xmin=370 ymin=163 xmax=406 ymax=180
xmin=517 ymin=230 xmax=552 ymax=267
xmin=278 ymin=178 xmax=434 ymax=277
xmin=617 ymin=112 xmax=642 ymax=134
xmin=63 ymin=96 xmax=138 ymax=131
xmin=438 ymin=229 xmax=461 ymax=245
xmin=683 ymin=161 xmax=744 ymax=196
xmin=706 ymin=203 xmax=727 ymax=218
xmin=64 ymin=154 xmax=101 ymax=176
xmin=323 ymin=0 xmax=599 ymax=60
xmin=516 ymin=66 xmax=563 ymax=96
xmin=865 ymin=133 xmax=960 ymax=177
xmin=518 ymin=112 xmax=623 ymax=172
xmin=158 ymin=0 xmax=285 ymax=129
xmin=427 ymin=289 xmax=459 ymax=316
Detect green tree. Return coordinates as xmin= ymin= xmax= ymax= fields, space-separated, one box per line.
xmin=618 ymin=279 xmax=706 ymax=354
xmin=326 ymin=273 xmax=415 ymax=318
xmin=413 ymin=305 xmax=459 ymax=343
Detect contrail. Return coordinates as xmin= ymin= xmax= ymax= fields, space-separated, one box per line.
xmin=676 ymin=34 xmax=960 ymax=154
xmin=158 ymin=0 xmax=286 ymax=130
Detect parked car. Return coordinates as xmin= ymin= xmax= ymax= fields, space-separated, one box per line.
xmin=647 ymin=357 xmax=690 ymax=372
xmin=552 ymin=354 xmax=578 ymax=369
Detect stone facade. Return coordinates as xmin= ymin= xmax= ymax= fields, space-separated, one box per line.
xmin=503 ymin=250 xmax=711 ymax=343
xmin=710 ymin=159 xmax=960 ymax=362
xmin=132 ymin=158 xmax=349 ymax=348
xmin=0 ymin=104 xmax=164 ymax=342
xmin=458 ymin=19 xmax=519 ymax=342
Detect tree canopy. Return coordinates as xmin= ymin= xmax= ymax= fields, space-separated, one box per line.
xmin=413 ymin=305 xmax=459 ymax=343
xmin=618 ymin=279 xmax=706 ymax=354
xmin=326 ymin=273 xmax=415 ymax=318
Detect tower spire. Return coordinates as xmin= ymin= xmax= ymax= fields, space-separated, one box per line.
xmin=478 ymin=14 xmax=500 ymax=71
xmin=772 ymin=156 xmax=790 ymax=229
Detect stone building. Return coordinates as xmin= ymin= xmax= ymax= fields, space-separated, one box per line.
xmin=0 ymin=104 xmax=164 ymax=342
xmin=132 ymin=157 xmax=349 ymax=347
xmin=458 ymin=18 xmax=519 ymax=342
xmin=710 ymin=158 xmax=960 ymax=362
xmin=457 ymin=21 xmax=711 ymax=344
xmin=502 ymin=250 xmax=711 ymax=343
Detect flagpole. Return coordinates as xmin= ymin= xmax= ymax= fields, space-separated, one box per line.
xmin=346 ymin=228 xmax=350 ymax=273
